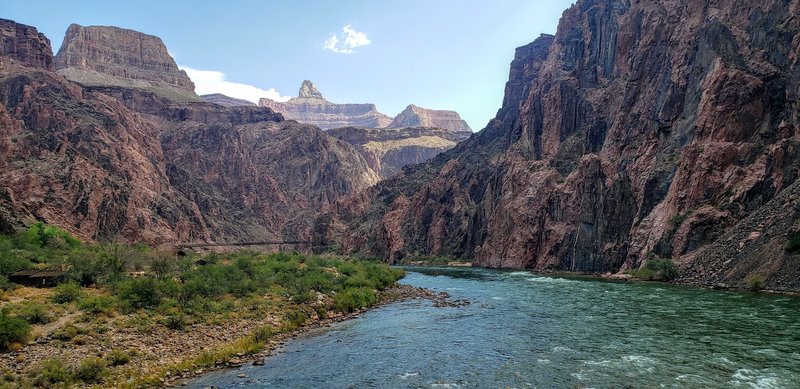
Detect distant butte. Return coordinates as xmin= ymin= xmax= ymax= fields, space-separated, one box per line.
xmin=259 ymin=80 xmax=471 ymax=132
xmin=53 ymin=24 xmax=198 ymax=101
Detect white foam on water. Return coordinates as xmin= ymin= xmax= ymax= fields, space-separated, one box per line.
xmin=551 ymin=346 xmax=573 ymax=353
xmin=584 ymin=359 xmax=616 ymax=367
xmin=399 ymin=372 xmax=419 ymax=380
xmin=491 ymin=296 xmax=503 ymax=300
xmin=526 ymin=277 xmax=577 ymax=284
xmin=536 ymin=358 xmax=551 ymax=364
xmin=431 ymin=383 xmax=461 ymax=388
xmin=509 ymin=271 xmax=531 ymax=276
xmin=730 ymin=369 xmax=783 ymax=389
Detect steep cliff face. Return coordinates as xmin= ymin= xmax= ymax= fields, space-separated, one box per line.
xmin=319 ymin=0 xmax=800 ymax=289
xmin=260 ymin=80 xmax=392 ymax=129
xmin=0 ymin=19 xmax=53 ymax=69
xmin=201 ymin=93 xmax=257 ymax=107
xmin=0 ymin=62 xmax=206 ymax=244
xmin=388 ymin=105 xmax=472 ymax=132
xmin=327 ymin=126 xmax=471 ymax=178
xmin=1 ymin=22 xmax=380 ymax=245
xmin=54 ymin=24 xmax=198 ymax=102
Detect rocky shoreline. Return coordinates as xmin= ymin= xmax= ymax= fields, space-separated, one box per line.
xmin=166 ymin=283 xmax=466 ymax=387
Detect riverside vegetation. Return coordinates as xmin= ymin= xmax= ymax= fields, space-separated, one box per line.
xmin=0 ymin=222 xmax=404 ymax=387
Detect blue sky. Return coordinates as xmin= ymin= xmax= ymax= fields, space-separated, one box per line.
xmin=2 ymin=0 xmax=574 ymax=130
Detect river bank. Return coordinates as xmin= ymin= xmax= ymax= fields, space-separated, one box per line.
xmin=189 ymin=267 xmax=800 ymax=388
xmin=161 ymin=283 xmax=451 ymax=387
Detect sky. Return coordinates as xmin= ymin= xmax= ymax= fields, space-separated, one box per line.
xmin=2 ymin=0 xmax=575 ymax=131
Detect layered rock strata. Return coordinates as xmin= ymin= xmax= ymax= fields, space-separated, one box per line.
xmin=201 ymin=93 xmax=257 ymax=107
xmin=327 ymin=126 xmax=471 ymax=178
xmin=0 ymin=19 xmax=53 ymax=69
xmin=54 ymin=24 xmax=198 ymax=101
xmin=260 ymin=80 xmax=392 ymax=129
xmin=388 ymin=105 xmax=472 ymax=132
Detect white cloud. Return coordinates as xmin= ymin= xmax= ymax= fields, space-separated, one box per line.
xmin=180 ymin=66 xmax=291 ymax=103
xmin=323 ymin=25 xmax=371 ymax=54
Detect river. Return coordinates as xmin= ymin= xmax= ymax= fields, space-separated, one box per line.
xmin=189 ymin=267 xmax=800 ymax=388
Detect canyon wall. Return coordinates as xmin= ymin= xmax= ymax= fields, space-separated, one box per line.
xmin=318 ymin=0 xmax=800 ymax=291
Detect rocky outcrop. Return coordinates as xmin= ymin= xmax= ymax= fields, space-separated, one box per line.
xmin=318 ymin=0 xmax=800 ymax=289
xmin=327 ymin=126 xmax=471 ymax=178
xmin=388 ymin=105 xmax=472 ymax=132
xmin=54 ymin=24 xmax=198 ymax=102
xmin=0 ymin=19 xmax=53 ymax=69
xmin=201 ymin=93 xmax=257 ymax=107
xmin=260 ymin=80 xmax=392 ymax=129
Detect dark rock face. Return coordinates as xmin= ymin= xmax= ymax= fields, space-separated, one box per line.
xmin=0 ymin=19 xmax=53 ymax=69
xmin=54 ymin=24 xmax=198 ymax=101
xmin=0 ymin=58 xmax=377 ymax=245
xmin=259 ymin=80 xmax=392 ymax=129
xmin=327 ymin=126 xmax=471 ymax=178
xmin=388 ymin=105 xmax=472 ymax=132
xmin=319 ymin=0 xmax=800 ymax=289
xmin=201 ymin=93 xmax=257 ymax=107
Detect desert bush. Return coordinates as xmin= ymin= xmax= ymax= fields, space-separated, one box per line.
xmin=11 ymin=302 xmax=52 ymax=325
xmin=746 ymin=275 xmax=765 ymax=291
xmin=115 ymin=278 xmax=162 ymax=310
xmin=252 ymin=326 xmax=275 ymax=343
xmin=629 ymin=258 xmax=678 ymax=282
xmin=31 ymin=359 xmax=71 ymax=387
xmin=52 ymin=324 xmax=83 ymax=341
xmin=334 ymin=287 xmax=377 ymax=313
xmin=77 ymin=295 xmax=117 ymax=315
xmin=105 ymin=349 xmax=131 ymax=366
xmin=73 ymin=357 xmax=107 ymax=383
xmin=0 ymin=310 xmax=30 ymax=351
xmin=162 ymin=314 xmax=186 ymax=330
xmin=785 ymin=234 xmax=800 ymax=254
xmin=52 ymin=282 xmax=83 ymax=304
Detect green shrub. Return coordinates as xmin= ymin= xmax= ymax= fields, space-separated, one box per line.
xmin=746 ymin=275 xmax=765 ymax=291
xmin=334 ymin=287 xmax=377 ymax=313
xmin=77 ymin=295 xmax=117 ymax=315
xmin=644 ymin=258 xmax=678 ymax=281
xmin=162 ymin=314 xmax=186 ymax=331
xmin=73 ymin=357 xmax=107 ymax=384
xmin=52 ymin=282 xmax=83 ymax=304
xmin=105 ymin=349 xmax=131 ymax=367
xmin=0 ymin=254 xmax=32 ymax=278
xmin=52 ymin=324 xmax=82 ymax=340
xmin=150 ymin=256 xmax=174 ymax=279
xmin=0 ymin=274 xmax=9 ymax=291
xmin=281 ymin=309 xmax=309 ymax=331
xmin=786 ymin=234 xmax=800 ymax=254
xmin=11 ymin=302 xmax=52 ymax=325
xmin=115 ymin=278 xmax=162 ymax=310
xmin=252 ymin=326 xmax=275 ymax=343
xmin=0 ymin=310 xmax=30 ymax=351
xmin=32 ymin=359 xmax=71 ymax=387
xmin=629 ymin=258 xmax=678 ymax=282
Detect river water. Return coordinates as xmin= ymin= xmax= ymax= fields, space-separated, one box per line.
xmin=189 ymin=267 xmax=800 ymax=388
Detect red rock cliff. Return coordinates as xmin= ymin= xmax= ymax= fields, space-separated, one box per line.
xmin=318 ymin=0 xmax=800 ymax=291
xmin=54 ymin=24 xmax=197 ymax=101
xmin=0 ymin=19 xmax=52 ymax=69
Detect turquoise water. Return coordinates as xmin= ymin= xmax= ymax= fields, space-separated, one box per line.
xmin=189 ymin=267 xmax=800 ymax=388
